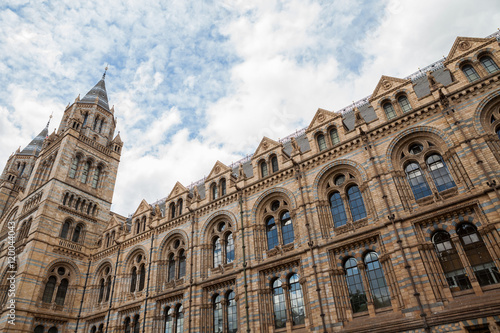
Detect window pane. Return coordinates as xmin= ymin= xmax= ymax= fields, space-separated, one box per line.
xmin=329 ymin=192 xmax=347 ymax=228
xmin=266 ymin=217 xmax=279 ymax=250
xmin=398 ymin=95 xmax=412 ymax=113
xmin=347 ymin=186 xmax=367 ymax=221
xmin=130 ymin=267 xmax=137 ymax=292
xmin=289 ymin=274 xmax=305 ymax=325
xmin=227 ymin=291 xmax=237 ymax=333
xmin=213 ymin=237 xmax=222 ymax=267
xmin=462 ymin=65 xmax=480 ymax=82
xmin=226 ymin=233 xmax=234 ymax=264
xmin=432 ymin=231 xmax=471 ymax=290
xmin=81 ymin=162 xmax=90 ymax=183
xmin=92 ymin=167 xmax=100 ymax=188
xmin=344 ymin=258 xmax=367 ymax=313
xmin=405 ymin=162 xmax=432 ymax=200
xmin=72 ymin=225 xmax=81 ymax=243
xmin=330 ymin=128 xmax=340 ymax=145
xmin=69 ymin=157 xmax=79 ymax=178
xmin=261 ymin=162 xmax=268 ymax=177
xmin=60 ymin=222 xmax=70 ymax=239
xmin=480 ymin=56 xmax=499 ymax=74
xmin=383 ymin=103 xmax=397 ymax=120
xmin=168 ymin=254 xmax=176 ymax=281
xmin=272 ymin=280 xmax=287 ymax=328
xmin=220 ymin=179 xmax=226 ymax=196
xmin=176 ymin=305 xmax=184 ymax=333
xmin=364 ymin=252 xmax=391 ymax=309
xmin=271 ymin=156 xmax=279 ymax=173
xmin=138 ymin=264 xmax=145 ymax=291
xmin=317 ymin=134 xmax=327 ymax=151
xmin=165 ymin=308 xmax=173 ymax=333
xmin=42 ymin=276 xmax=57 ymax=303
xmin=281 ymin=211 xmax=294 ymax=245
xmin=55 ymin=278 xmax=68 ymax=306
xmin=178 ymin=251 xmax=186 ymax=278
xmin=98 ymin=278 xmax=105 ymax=302
xmin=426 ymin=154 xmax=455 ymax=192
xmin=213 ymin=295 xmax=223 ymax=333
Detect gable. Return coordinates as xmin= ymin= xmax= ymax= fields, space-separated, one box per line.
xmin=307 ymin=108 xmax=338 ymax=132
xmin=445 ymin=36 xmax=492 ymax=63
xmin=371 ymin=75 xmax=409 ymax=100
xmin=167 ymin=181 xmax=189 ymax=200
xmin=132 ymin=199 xmax=151 ymax=217
xmin=206 ymin=161 xmax=232 ymax=182
xmin=252 ymin=137 xmax=281 ymax=159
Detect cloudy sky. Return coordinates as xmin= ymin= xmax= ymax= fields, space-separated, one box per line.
xmin=0 ymin=0 xmax=499 ymax=216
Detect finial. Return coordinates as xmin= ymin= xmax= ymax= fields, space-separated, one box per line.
xmin=46 ymin=112 xmax=53 ymax=128
xmin=102 ymin=65 xmax=108 ymax=80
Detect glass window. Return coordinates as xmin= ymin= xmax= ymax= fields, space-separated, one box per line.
xmin=405 ymin=162 xmax=432 ymax=200
xmin=138 ymin=264 xmax=145 ymax=291
xmin=261 ymin=162 xmax=268 ymax=177
xmin=72 ymin=225 xmax=81 ymax=243
xmin=133 ymin=315 xmax=140 ymax=333
xmin=213 ymin=295 xmax=223 ymax=333
xmin=164 ymin=308 xmax=173 ymax=333
xmin=105 ymin=276 xmax=111 ymax=302
xmin=35 ymin=325 xmax=44 ymax=333
xmin=213 ymin=237 xmax=222 ymax=267
xmin=398 ymin=95 xmax=412 ymax=113
xmin=317 ymin=134 xmax=327 ymax=151
xmin=178 ymin=199 xmax=183 ymax=215
xmin=330 ymin=128 xmax=340 ymax=145
xmin=281 ymin=211 xmax=294 ymax=245
xmin=170 ymin=203 xmax=176 ymax=219
xmin=178 ymin=250 xmax=186 ymax=278
xmin=92 ymin=167 xmax=101 ymax=188
xmin=364 ymin=252 xmax=391 ymax=308
xmin=69 ymin=156 xmax=79 ymax=178
xmin=124 ymin=317 xmax=131 ymax=333
xmin=55 ymin=278 xmax=68 ymax=305
xmin=176 ymin=305 xmax=184 ymax=333
xmin=462 ymin=64 xmax=480 ymax=82
xmin=480 ymin=56 xmax=499 ymax=74
xmin=42 ymin=276 xmax=57 ymax=303
xmin=289 ymin=274 xmax=305 ymax=325
xmin=130 ymin=267 xmax=137 ymax=292
xmin=272 ymin=279 xmax=287 ymax=328
xmin=383 ymin=103 xmax=397 ymax=120
xmin=227 ymin=291 xmax=237 ymax=333
xmin=220 ymin=179 xmax=226 ymax=196
xmin=271 ymin=155 xmax=279 ymax=173
xmin=347 ymin=185 xmax=367 ymax=221
xmin=60 ymin=221 xmax=70 ymax=239
xmin=344 ymin=258 xmax=367 ymax=313
xmin=81 ymin=161 xmax=90 ymax=183
xmin=432 ymin=231 xmax=471 ymax=290
xmin=212 ymin=183 xmax=218 ymax=200
xmin=226 ymin=233 xmax=234 ymax=264
xmin=329 ymin=192 xmax=347 ymax=228
xmin=48 ymin=327 xmax=58 ymax=333
xmin=266 ymin=217 xmax=279 ymax=250
xmin=168 ymin=254 xmax=175 ymax=282
xmin=426 ymin=154 xmax=455 ymax=192
xmin=98 ymin=278 xmax=105 ymax=302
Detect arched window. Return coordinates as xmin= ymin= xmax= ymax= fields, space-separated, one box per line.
xmin=164 ymin=307 xmax=174 ymax=333
xmin=347 ymin=185 xmax=367 ymax=221
xmin=220 ymin=179 xmax=226 ymax=196
xmin=260 ymin=161 xmax=268 ymax=177
xmin=289 ymin=274 xmax=305 ymax=325
xmin=130 ymin=267 xmax=137 ymax=292
xmin=480 ymin=56 xmax=499 ymax=74
xmin=177 ymin=199 xmax=183 ymax=215
xmin=42 ymin=276 xmax=57 ymax=303
xmin=69 ymin=156 xmax=80 ymax=178
xmin=398 ymin=95 xmax=412 ymax=113
xmin=55 ymin=278 xmax=68 ymax=306
xmin=329 ymin=192 xmax=347 ymax=228
xmin=48 ymin=327 xmax=58 ymax=333
xmin=227 ymin=291 xmax=237 ymax=333
xmin=98 ymin=278 xmax=105 ymax=302
xmin=90 ymin=326 xmax=97 ymax=333
xmin=170 ymin=203 xmax=176 ymax=219
xmin=266 ymin=217 xmax=278 ymax=250
xmin=364 ymin=252 xmax=391 ymax=308
xmin=81 ymin=161 xmax=91 ymax=183
xmin=497 ymin=127 xmax=500 ymax=140
xmin=317 ymin=133 xmax=327 ymax=151
xmin=213 ymin=237 xmax=222 ymax=267
xmin=280 ymin=211 xmax=294 ymax=245
xmin=93 ymin=117 xmax=99 ymax=130
xmin=462 ymin=64 xmax=480 ymax=82
xmin=178 ymin=250 xmax=186 ymax=278
xmin=271 ymin=155 xmax=279 ymax=173
xmin=272 ymin=279 xmax=287 ymax=328
xmin=213 ymin=295 xmax=223 ymax=333
xmin=383 ymin=102 xmax=397 ymax=120
xmin=60 ymin=221 xmax=70 ymax=239
xmin=457 ymin=223 xmax=500 ymax=286
xmin=82 ymin=113 xmax=89 ymax=127
xmin=105 ymin=275 xmax=112 ymax=302
xmin=35 ymin=325 xmax=44 ymax=333
xmin=138 ymin=264 xmax=146 ymax=291
xmin=329 ymin=128 xmax=340 ymax=145
xmin=168 ymin=253 xmax=176 ymax=282
xmin=225 ymin=233 xmax=234 ymax=264
xmin=212 ymin=183 xmax=218 ymax=200
xmin=426 ymin=154 xmax=455 ymax=192
xmin=175 ymin=305 xmax=184 ymax=333
xmin=344 ymin=258 xmax=367 ymax=313
xmin=72 ymin=225 xmax=81 ymax=243
xmin=133 ymin=314 xmax=140 ymax=333
xmin=432 ymin=231 xmax=471 ymax=290
xmin=405 ymin=162 xmax=432 ymax=200
xmin=92 ymin=166 xmax=101 ymax=188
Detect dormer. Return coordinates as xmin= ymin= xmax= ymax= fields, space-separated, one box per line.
xmin=204 ymin=161 xmax=235 ymax=201
xmin=306 ymin=108 xmax=343 ymax=154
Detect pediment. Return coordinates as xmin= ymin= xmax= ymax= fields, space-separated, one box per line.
xmin=205 ymin=161 xmax=232 ymax=182
xmin=107 ymin=214 xmax=122 ymax=230
xmin=307 ymin=108 xmax=338 ymax=132
xmin=371 ymin=75 xmax=409 ymax=100
xmin=446 ymin=36 xmax=492 ymax=63
xmin=132 ymin=199 xmax=151 ymax=217
xmin=167 ymin=181 xmax=189 ymax=200
xmin=252 ymin=137 xmax=281 ymax=159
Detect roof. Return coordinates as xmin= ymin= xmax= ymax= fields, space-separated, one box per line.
xmin=80 ymin=78 xmax=110 ymax=111
xmin=19 ymin=126 xmax=48 ymax=156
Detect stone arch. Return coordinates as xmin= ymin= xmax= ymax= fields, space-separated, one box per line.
xmin=43 ymin=259 xmax=81 ymax=286
xmin=250 ymin=187 xmax=297 ymax=226
xmin=92 ymin=259 xmax=114 ymax=284
xmin=157 ymin=229 xmax=190 ymax=257
xmin=473 ymin=90 xmax=500 ymax=135
xmin=122 ymin=245 xmax=148 ymax=273
xmin=200 ymin=210 xmax=238 ymax=244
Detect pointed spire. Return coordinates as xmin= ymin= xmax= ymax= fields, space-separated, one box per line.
xmin=80 ymin=70 xmax=110 ymax=111
xmin=102 ymin=65 xmax=108 ymax=80
xmin=19 ymin=123 xmax=49 ymax=156
xmin=46 ymin=112 xmax=53 ymax=129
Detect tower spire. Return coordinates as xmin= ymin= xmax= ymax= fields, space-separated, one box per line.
xmin=102 ymin=65 xmax=108 ymax=80
xmin=46 ymin=112 xmax=53 ymax=129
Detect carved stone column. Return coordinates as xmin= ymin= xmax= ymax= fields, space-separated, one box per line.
xmin=451 ymin=234 xmax=482 ymax=295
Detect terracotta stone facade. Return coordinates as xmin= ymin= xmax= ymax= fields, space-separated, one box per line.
xmin=1 ymin=34 xmax=500 ymax=333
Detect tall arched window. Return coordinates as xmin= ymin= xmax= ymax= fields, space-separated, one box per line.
xmin=220 ymin=179 xmax=226 ymax=196
xmin=55 ymin=278 xmax=68 ymax=305
xmin=93 ymin=117 xmax=99 ymax=130
xmin=225 ymin=233 xmax=234 ymax=264
xmin=329 ymin=128 xmax=340 ymax=145
xmin=344 ymin=258 xmax=367 ymax=313
xmin=98 ymin=278 xmax=105 ymax=302
xmin=124 ymin=317 xmax=131 ymax=333
xmin=170 ymin=203 xmax=176 ymax=219
xmin=48 ymin=327 xmax=58 ymax=333
xmin=42 ymin=276 xmax=57 ymax=303
xmin=266 ymin=217 xmax=278 ymax=250
xmin=457 ymin=223 xmax=500 ymax=286
xmin=133 ymin=314 xmax=140 ymax=333
xmin=130 ymin=267 xmax=137 ymax=292
xmin=432 ymin=231 xmax=471 ymax=290
xmin=168 ymin=253 xmax=176 ymax=282
xmin=462 ymin=64 xmax=480 ymax=82
xmin=92 ymin=166 xmax=101 ymax=188
xmin=211 ymin=183 xmax=218 ymax=200
xmin=329 ymin=192 xmax=347 ymax=228
xmin=272 ymin=279 xmax=287 ymax=328
xmin=317 ymin=134 xmax=327 ymax=151
xmin=347 ymin=185 xmax=367 ymax=221
xmin=164 ymin=307 xmax=174 ymax=333
xmin=105 ymin=275 xmax=112 ymax=302
xmin=405 ymin=162 xmax=432 ymax=199
xmin=227 ymin=291 xmax=237 ymax=333
xmin=175 ymin=305 xmax=184 ymax=333
xmin=69 ymin=156 xmax=80 ymax=178
xmin=177 ymin=199 xmax=183 ymax=215
xmin=281 ymin=211 xmax=294 ymax=245
xmin=35 ymin=325 xmax=44 ymax=333
xmin=480 ymin=56 xmax=499 ymax=74
xmin=82 ymin=113 xmax=89 ymax=127
xmin=288 ymin=274 xmax=305 ymax=325
xmin=271 ymin=155 xmax=279 ymax=173
xmin=138 ymin=264 xmax=146 ymax=291
xmin=398 ymin=95 xmax=412 ymax=113
xmin=81 ymin=161 xmax=91 ymax=183
xmin=178 ymin=250 xmax=186 ymax=278
xmin=426 ymin=154 xmax=455 ymax=192
xmin=213 ymin=237 xmax=222 ymax=267
xmin=383 ymin=102 xmax=397 ymax=120
xmin=72 ymin=225 xmax=81 ymax=243
xmin=260 ymin=161 xmax=268 ymax=177
xmin=364 ymin=252 xmax=391 ymax=308
xmin=213 ymin=295 xmax=223 ymax=333
xmin=60 ymin=221 xmax=70 ymax=239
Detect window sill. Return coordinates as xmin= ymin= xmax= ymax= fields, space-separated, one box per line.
xmin=352 ymin=310 xmax=369 ymax=319
xmin=266 ymin=243 xmax=294 ymax=257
